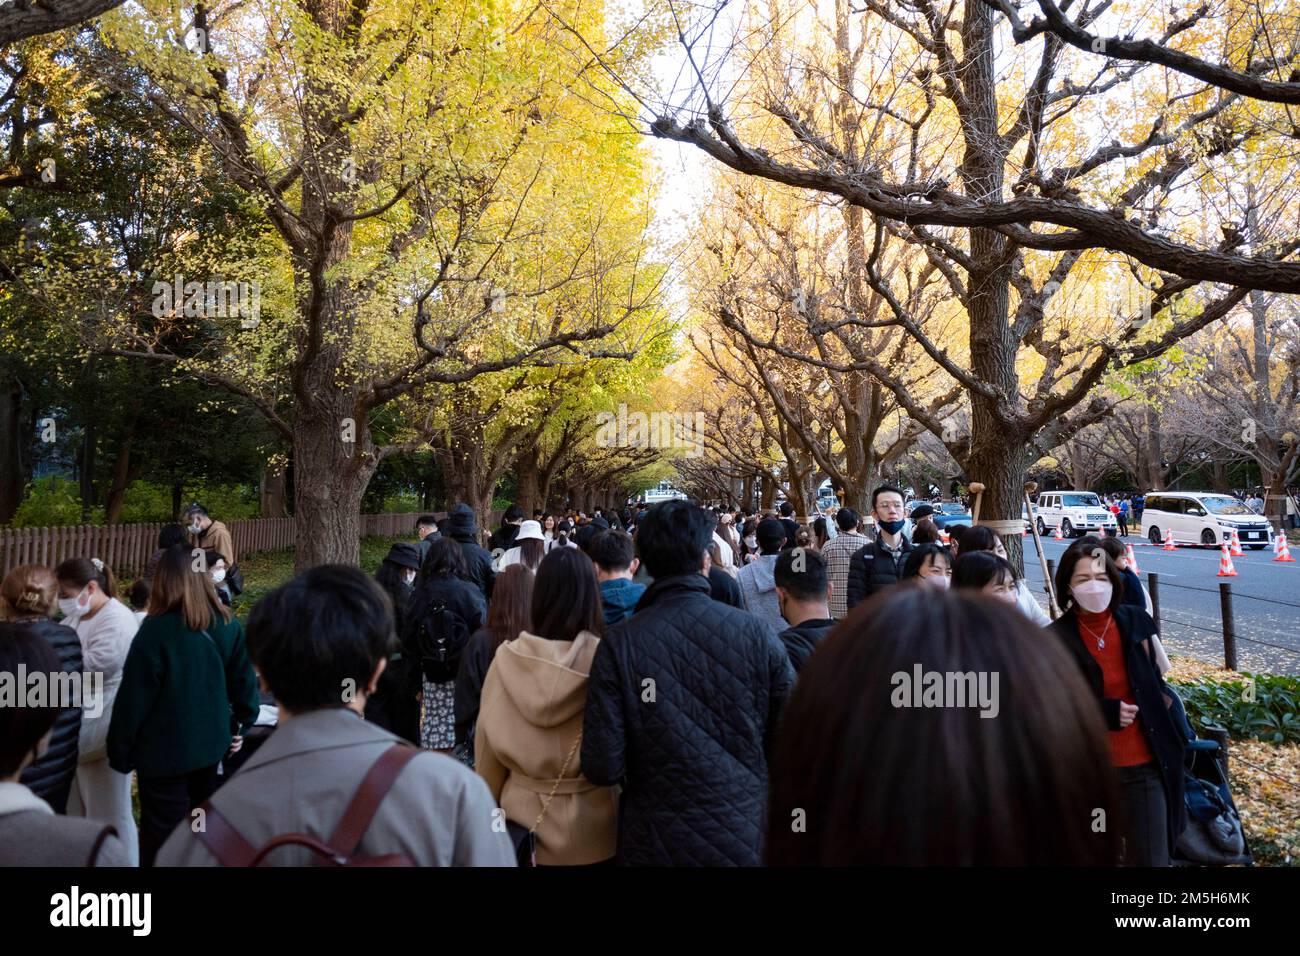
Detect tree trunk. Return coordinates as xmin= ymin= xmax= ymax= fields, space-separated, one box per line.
xmin=741 ymin=474 xmax=754 ymax=510
xmin=1211 ymin=458 xmax=1231 ymax=493
xmin=172 ymin=482 xmax=184 ymax=520
xmin=759 ymin=474 xmax=775 ymax=510
xmin=293 ymin=401 xmax=378 ymax=570
xmin=516 ymin=448 xmax=540 ymax=514
xmin=103 ymin=421 xmax=138 ymax=524
xmin=1143 ymin=405 xmax=1165 ymax=490
xmin=260 ymin=459 xmax=287 ymax=518
xmin=0 ymin=375 xmax=26 ymax=524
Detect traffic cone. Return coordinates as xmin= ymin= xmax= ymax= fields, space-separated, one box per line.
xmin=1229 ymin=528 xmax=1244 ymax=557
xmin=1053 ymin=524 xmax=1064 ymax=541
xmin=1217 ymin=543 xmax=1237 ymax=577
xmin=1274 ymin=531 xmax=1296 ymax=563
xmin=1163 ymin=528 xmax=1177 ymax=551
xmin=1125 ymin=542 xmax=1140 ymax=574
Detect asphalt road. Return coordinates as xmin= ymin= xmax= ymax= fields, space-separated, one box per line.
xmin=1018 ymin=530 xmax=1300 ymax=676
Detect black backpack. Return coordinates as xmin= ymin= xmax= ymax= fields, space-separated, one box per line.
xmin=415 ymin=600 xmax=471 ymax=683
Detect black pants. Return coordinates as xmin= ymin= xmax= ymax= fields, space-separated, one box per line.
xmin=1118 ymin=515 xmax=1129 ymax=535
xmin=138 ymin=764 xmax=220 ymax=867
xmin=1119 ymin=762 xmax=1169 ymax=866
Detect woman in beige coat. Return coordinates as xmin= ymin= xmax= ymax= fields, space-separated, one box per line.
xmin=476 ymin=547 xmax=618 ymax=866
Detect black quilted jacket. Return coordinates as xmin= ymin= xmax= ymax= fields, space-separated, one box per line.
xmin=17 ymin=618 xmax=84 ymax=812
xmin=582 ymin=574 xmax=795 ymax=865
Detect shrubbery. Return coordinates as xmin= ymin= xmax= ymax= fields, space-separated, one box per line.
xmin=1171 ymin=673 xmax=1300 ymax=745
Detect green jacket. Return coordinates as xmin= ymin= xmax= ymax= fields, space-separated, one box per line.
xmin=107 ymin=607 xmax=260 ymax=777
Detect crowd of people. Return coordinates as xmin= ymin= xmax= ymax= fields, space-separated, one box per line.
xmin=1 ymin=488 xmax=1191 ymax=866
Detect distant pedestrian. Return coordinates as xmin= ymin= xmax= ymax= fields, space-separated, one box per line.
xmin=820 ymin=508 xmax=868 ymax=621
xmin=183 ymin=504 xmax=239 ymax=595
xmin=773 ymin=548 xmax=834 ymax=674
xmin=1117 ymin=497 xmax=1130 ymax=536
xmin=591 ymin=530 xmax=645 ymax=627
xmin=737 ymin=518 xmax=788 ymax=634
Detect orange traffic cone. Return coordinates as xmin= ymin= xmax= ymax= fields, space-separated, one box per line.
xmin=1229 ymin=528 xmax=1244 ymax=557
xmin=1217 ymin=543 xmax=1238 ymax=577
xmin=1163 ymin=528 xmax=1177 ymax=551
xmin=1053 ymin=524 xmax=1064 ymax=541
xmin=1125 ymin=542 xmax=1140 ymax=575
xmin=1274 ymin=531 xmax=1296 ymax=563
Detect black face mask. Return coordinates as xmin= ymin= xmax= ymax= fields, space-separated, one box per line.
xmin=878 ymin=518 xmax=906 ymax=535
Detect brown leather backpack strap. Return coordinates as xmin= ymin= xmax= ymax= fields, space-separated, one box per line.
xmin=327 ymin=744 xmax=421 ymax=857
xmin=195 ymin=801 xmax=260 ymax=867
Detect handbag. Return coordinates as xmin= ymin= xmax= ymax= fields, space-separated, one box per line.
xmin=506 ymin=731 xmax=583 ymax=867
xmin=226 ymin=564 xmax=245 ymax=597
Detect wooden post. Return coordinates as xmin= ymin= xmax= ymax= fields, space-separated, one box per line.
xmin=1147 ymin=571 xmax=1161 ymax=634
xmin=1219 ymin=582 xmax=1238 ymax=670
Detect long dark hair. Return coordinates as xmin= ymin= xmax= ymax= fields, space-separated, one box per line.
xmin=952 ymin=550 xmax=1016 ymax=591
xmin=957 ymin=525 xmax=1022 ymax=580
xmin=767 ymin=587 xmax=1121 ymax=865
xmin=421 ymin=536 xmax=468 ymax=584
xmin=1055 ymin=537 xmax=1125 ymax=614
xmin=485 ymin=565 xmax=534 ymax=650
xmin=516 ymin=537 xmax=545 ymax=571
xmin=531 ymin=547 xmax=603 ymax=642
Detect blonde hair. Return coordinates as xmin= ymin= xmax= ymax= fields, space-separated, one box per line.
xmin=147 ymin=546 xmax=231 ymax=631
xmin=0 ymin=565 xmax=58 ymax=620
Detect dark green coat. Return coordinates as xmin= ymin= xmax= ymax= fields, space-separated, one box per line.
xmin=107 ymin=607 xmax=260 ymax=777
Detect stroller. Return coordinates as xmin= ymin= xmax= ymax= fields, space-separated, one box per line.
xmin=1164 ymin=687 xmax=1253 ymax=866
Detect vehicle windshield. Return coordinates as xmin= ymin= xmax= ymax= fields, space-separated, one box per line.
xmin=1062 ymin=494 xmax=1101 ymax=508
xmin=1202 ymin=496 xmax=1252 ymax=516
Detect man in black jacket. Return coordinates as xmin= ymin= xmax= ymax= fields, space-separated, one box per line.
xmin=582 ymin=500 xmax=795 ymax=865
xmin=777 ymin=500 xmax=800 ymax=551
xmin=445 ymin=504 xmax=495 ymax=601
xmin=773 ymin=548 xmax=835 ymax=674
xmin=845 ymin=485 xmax=913 ymax=612
xmin=486 ymin=504 xmax=524 ymax=555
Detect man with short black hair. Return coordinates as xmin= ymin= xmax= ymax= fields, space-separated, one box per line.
xmin=845 ymin=485 xmax=914 ymax=611
xmin=736 ymin=517 xmax=788 ymax=634
xmin=184 ymin=503 xmax=235 ymax=573
xmin=487 ymin=504 xmax=525 ymax=553
xmin=777 ymin=500 xmax=800 ymax=551
xmin=156 ymin=565 xmax=514 ymax=867
xmin=591 ymin=530 xmax=645 ymax=626
xmin=773 ymin=549 xmax=835 ymax=673
xmin=415 ymin=514 xmax=440 ymax=563
xmin=582 ymin=501 xmax=794 ymax=866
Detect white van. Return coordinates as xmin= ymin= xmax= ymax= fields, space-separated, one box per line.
xmin=1034 ymin=491 xmax=1117 ymax=538
xmin=1142 ymin=492 xmax=1272 ymax=549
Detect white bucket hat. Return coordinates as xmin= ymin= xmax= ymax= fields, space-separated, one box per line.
xmin=515 ymin=520 xmax=544 ymax=542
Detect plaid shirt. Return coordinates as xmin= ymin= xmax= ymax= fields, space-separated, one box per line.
xmin=821 ymin=531 xmax=870 ymax=620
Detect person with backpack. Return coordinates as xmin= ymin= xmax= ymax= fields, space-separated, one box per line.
xmin=404 ymin=538 xmax=486 ymax=753
xmin=446 ymin=504 xmax=496 ymax=601
xmin=845 ymin=485 xmax=914 ymax=611
xmin=155 ymin=566 xmax=515 ymax=867
xmin=581 ymin=501 xmax=794 ymax=865
xmin=367 ymin=543 xmax=423 ymax=744
xmin=0 ymin=625 xmax=131 ymax=866
xmin=475 ymin=549 xmax=618 ymax=866
xmin=107 ymin=546 xmax=259 ymax=866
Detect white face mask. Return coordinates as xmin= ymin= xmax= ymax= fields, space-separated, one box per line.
xmin=1072 ymin=580 xmax=1112 ymax=614
xmin=212 ymin=569 xmax=227 ymax=585
xmin=402 ymin=570 xmax=416 ymax=586
xmin=58 ymin=585 xmax=91 ymax=620
xmin=188 ymin=521 xmax=203 ymax=535
xmin=925 ymin=574 xmax=950 ymax=590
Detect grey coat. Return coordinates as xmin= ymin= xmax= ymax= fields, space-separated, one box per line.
xmin=156 ymin=707 xmax=515 ymax=866
xmin=0 ymin=782 xmax=130 ymax=866
xmin=737 ymin=554 xmax=785 ymax=636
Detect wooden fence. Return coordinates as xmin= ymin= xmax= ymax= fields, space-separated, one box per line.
xmin=0 ymin=512 xmax=438 ymax=580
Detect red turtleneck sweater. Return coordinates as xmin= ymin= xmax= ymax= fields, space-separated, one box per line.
xmin=1076 ymin=608 xmax=1153 ymax=767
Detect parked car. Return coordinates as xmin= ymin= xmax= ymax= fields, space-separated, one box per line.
xmin=908 ymin=500 xmax=971 ymax=530
xmin=1142 ymin=492 xmax=1272 ymax=549
xmin=1034 ymin=491 xmax=1118 ymax=538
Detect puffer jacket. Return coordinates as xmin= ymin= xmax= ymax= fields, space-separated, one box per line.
xmin=845 ymin=537 xmax=913 ymax=610
xmin=777 ymin=617 xmax=836 ymax=674
xmin=476 ymin=631 xmax=618 ymax=866
xmin=447 ymin=504 xmax=496 ymax=601
xmin=582 ymin=574 xmax=795 ymax=865
xmin=16 ymin=618 xmax=84 ymax=812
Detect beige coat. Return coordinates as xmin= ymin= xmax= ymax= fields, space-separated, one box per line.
xmin=475 ymin=630 xmax=618 ymax=865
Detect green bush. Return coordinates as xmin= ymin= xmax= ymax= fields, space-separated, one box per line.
xmin=10 ymin=476 xmax=103 ymax=527
xmin=379 ymin=490 xmax=422 ymax=513
xmin=1170 ymin=673 xmax=1300 ymax=745
xmin=121 ymin=481 xmax=260 ymax=522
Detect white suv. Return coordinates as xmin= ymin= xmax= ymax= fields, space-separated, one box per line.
xmin=1034 ymin=491 xmax=1118 ymax=538
xmin=1142 ymin=492 xmax=1271 ymax=549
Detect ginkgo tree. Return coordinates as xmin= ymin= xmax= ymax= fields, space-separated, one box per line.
xmin=79 ymin=0 xmax=667 ymax=566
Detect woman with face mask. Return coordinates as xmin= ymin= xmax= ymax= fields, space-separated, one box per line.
xmin=1049 ymin=538 xmax=1185 ymax=867
xmin=53 ymin=556 xmax=140 ymax=865
xmin=204 ymin=550 xmax=233 ymax=607
xmin=900 ymin=543 xmax=951 ymax=588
